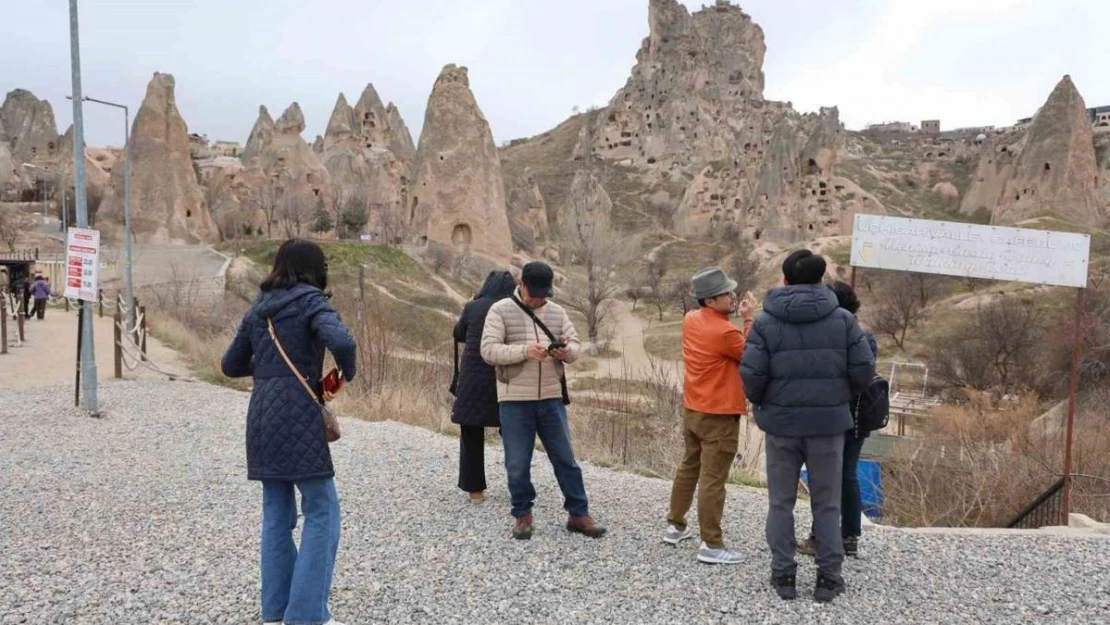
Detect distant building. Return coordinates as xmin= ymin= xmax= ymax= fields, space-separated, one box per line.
xmin=865 ymin=121 xmax=917 ymax=133
xmin=1088 ymin=105 xmax=1110 ymax=126
xmin=212 ymin=141 xmax=241 ymax=157
xmin=921 ymin=120 xmax=941 ymax=134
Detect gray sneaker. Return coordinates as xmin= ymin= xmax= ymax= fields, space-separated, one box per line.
xmin=663 ymin=524 xmax=697 ymax=545
xmin=696 ymin=541 xmax=745 ymax=564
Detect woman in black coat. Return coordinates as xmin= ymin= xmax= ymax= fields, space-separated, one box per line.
xmin=221 ymin=239 xmax=357 ymax=625
xmin=452 ymin=270 xmax=518 ymax=502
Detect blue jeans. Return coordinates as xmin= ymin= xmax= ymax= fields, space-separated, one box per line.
xmin=261 ymin=478 xmax=341 ymax=625
xmin=499 ymin=400 xmax=589 ymax=518
xmin=841 ymin=435 xmax=866 ymax=537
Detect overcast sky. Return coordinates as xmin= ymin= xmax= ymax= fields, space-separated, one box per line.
xmin=3 ymin=0 xmax=1107 ymax=149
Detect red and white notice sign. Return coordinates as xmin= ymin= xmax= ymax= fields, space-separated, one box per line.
xmin=64 ymin=227 xmax=101 ymax=302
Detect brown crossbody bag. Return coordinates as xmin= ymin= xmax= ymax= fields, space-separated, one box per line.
xmin=267 ymin=318 xmax=342 ymax=443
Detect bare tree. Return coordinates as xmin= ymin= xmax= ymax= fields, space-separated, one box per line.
xmin=560 ymin=174 xmax=639 ymax=343
xmin=277 ymin=191 xmax=314 ymax=239
xmin=871 ymin=276 xmax=925 ymax=351
xmin=257 ymin=171 xmax=287 ymax=240
xmin=727 ymin=237 xmax=760 ymax=296
xmin=0 ymin=207 xmax=34 ymax=252
xmin=931 ymin=298 xmax=1046 ymax=393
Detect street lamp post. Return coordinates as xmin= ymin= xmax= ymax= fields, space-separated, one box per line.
xmin=68 ymin=0 xmax=97 ymax=414
xmin=67 ymin=94 xmax=133 ymax=333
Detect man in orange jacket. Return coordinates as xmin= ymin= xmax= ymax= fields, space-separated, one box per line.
xmin=664 ymin=266 xmax=756 ymax=564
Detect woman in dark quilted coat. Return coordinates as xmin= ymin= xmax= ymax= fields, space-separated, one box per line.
xmin=221 ymin=239 xmax=356 ymax=625
xmin=798 ymin=281 xmax=878 ymax=561
xmin=452 ymin=270 xmax=517 ymax=502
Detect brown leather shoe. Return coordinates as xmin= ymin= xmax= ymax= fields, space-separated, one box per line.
xmin=797 ymin=536 xmax=816 ymax=557
xmin=566 ymin=515 xmax=607 ymax=538
xmin=512 ymin=512 xmax=533 ymax=540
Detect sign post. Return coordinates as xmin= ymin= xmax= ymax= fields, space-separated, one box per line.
xmin=64 ymin=227 xmax=101 ymax=302
xmin=850 ymin=215 xmax=1091 ymax=523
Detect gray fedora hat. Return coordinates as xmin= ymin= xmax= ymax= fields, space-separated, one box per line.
xmin=690 ymin=266 xmax=738 ymax=299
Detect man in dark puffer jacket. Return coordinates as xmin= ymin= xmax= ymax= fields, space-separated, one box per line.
xmin=741 ymin=250 xmax=875 ymax=603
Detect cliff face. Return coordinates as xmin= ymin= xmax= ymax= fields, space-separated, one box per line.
xmin=570 ymin=0 xmax=882 ymax=243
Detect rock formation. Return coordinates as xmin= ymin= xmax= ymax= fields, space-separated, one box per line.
xmin=0 ymin=140 xmax=18 ymax=192
xmin=961 ymin=76 xmax=1102 ymax=227
xmin=572 ymin=0 xmax=880 ymax=243
xmin=98 ymin=73 xmax=217 ymax=243
xmin=386 ymin=103 xmax=417 ymax=164
xmin=1 ymin=89 xmax=59 ymax=163
xmin=505 ymin=168 xmax=549 ymax=253
xmin=320 ymin=85 xmax=414 ymax=241
xmin=410 ymin=65 xmax=512 ymax=262
xmin=241 ymin=105 xmax=275 ymax=163
xmin=240 ymin=102 xmax=335 ymax=239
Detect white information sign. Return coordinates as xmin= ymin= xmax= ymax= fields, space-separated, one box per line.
xmin=851 ymin=215 xmax=1090 ymax=288
xmin=64 ymin=227 xmax=101 ymax=302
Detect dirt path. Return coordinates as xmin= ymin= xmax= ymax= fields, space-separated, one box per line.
xmin=429 ymin=274 xmax=469 ymax=307
xmin=0 ymin=306 xmax=191 ymax=390
xmin=581 ymin=300 xmax=682 ymax=382
xmin=371 ymin=283 xmax=456 ymax=321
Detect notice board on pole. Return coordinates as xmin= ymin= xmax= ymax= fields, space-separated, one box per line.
xmin=850 ymin=215 xmax=1091 ymax=288
xmin=64 ymin=227 xmax=101 ymax=302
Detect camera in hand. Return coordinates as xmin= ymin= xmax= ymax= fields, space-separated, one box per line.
xmin=547 ymin=340 xmax=567 ymax=353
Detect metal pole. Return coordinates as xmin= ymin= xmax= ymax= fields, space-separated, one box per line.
xmin=75 ymin=301 xmax=84 ymax=407
xmin=1 ymin=296 xmax=7 ymax=355
xmin=69 ymin=0 xmax=98 ymax=413
xmin=1061 ymin=288 xmax=1085 ymax=524
xmin=122 ymin=105 xmax=134 ymax=337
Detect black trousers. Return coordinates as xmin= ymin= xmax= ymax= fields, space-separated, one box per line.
xmin=33 ymin=299 xmax=46 ymax=320
xmin=458 ymin=425 xmax=489 ymax=493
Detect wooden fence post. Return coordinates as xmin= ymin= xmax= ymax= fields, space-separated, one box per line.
xmin=17 ymin=298 xmax=24 ymax=342
xmin=98 ymin=289 xmax=104 ymax=318
xmin=1 ymin=296 xmax=8 ymax=355
xmin=139 ymin=305 xmax=148 ymax=362
xmin=65 ymin=296 xmax=70 ymax=312
xmin=113 ymin=309 xmax=122 ymax=379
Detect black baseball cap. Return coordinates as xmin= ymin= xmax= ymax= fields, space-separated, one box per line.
xmin=521 ymin=261 xmax=554 ymax=298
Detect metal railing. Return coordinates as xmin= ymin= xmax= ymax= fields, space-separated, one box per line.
xmin=1006 ymin=478 xmax=1066 ymax=529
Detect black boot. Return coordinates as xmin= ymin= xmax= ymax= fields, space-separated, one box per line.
xmin=814 ymin=574 xmax=845 ymax=603
xmin=771 ymin=573 xmax=797 ymax=600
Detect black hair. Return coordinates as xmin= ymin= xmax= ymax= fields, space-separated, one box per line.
xmin=782 ymin=249 xmax=827 ymax=285
xmin=260 ymin=239 xmax=329 ymax=292
xmin=476 ymin=270 xmax=517 ymax=301
xmin=827 ymin=281 xmax=861 ymax=314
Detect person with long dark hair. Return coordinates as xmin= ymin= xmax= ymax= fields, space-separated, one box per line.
xmin=451 ymin=270 xmax=518 ymax=502
xmin=221 ymin=239 xmax=356 ymax=625
xmin=797 ymin=280 xmax=879 ymax=560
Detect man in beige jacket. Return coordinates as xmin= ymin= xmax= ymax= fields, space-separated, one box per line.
xmin=481 ymin=261 xmax=606 ymax=540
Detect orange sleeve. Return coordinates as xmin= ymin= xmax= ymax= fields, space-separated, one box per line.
xmin=721 ymin=320 xmax=750 ymax=361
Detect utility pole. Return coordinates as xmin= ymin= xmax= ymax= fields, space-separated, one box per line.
xmin=68 ymin=0 xmax=98 ymax=414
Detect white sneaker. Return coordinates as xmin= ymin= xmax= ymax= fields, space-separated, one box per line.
xmin=324 ymin=620 xmax=346 ymax=625
xmin=663 ymin=524 xmax=697 ymax=545
xmin=696 ymin=541 xmax=744 ymax=564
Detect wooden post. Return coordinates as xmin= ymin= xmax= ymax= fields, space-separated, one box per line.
xmin=98 ymin=289 xmax=103 ymax=318
xmin=1061 ymin=288 xmax=1085 ymax=525
xmin=132 ymin=297 xmax=140 ymax=348
xmin=75 ymin=301 xmax=83 ymax=408
xmin=65 ymin=296 xmax=70 ymax=312
xmin=139 ymin=305 xmax=147 ymax=361
xmin=113 ymin=309 xmax=122 ymax=379
xmin=17 ymin=298 xmax=24 ymax=342
xmin=1 ymin=296 xmax=7 ymax=355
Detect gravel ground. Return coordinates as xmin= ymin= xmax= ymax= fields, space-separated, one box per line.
xmin=2 ymin=381 xmax=1109 ymax=625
